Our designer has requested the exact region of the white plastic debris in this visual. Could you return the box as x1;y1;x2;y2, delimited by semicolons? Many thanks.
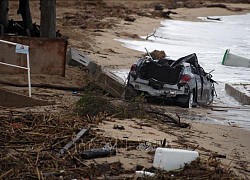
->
136;171;155;177
153;148;199;171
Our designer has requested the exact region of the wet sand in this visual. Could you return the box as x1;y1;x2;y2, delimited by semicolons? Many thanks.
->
2;1;250;178
88;3;250;68
87;4;250;177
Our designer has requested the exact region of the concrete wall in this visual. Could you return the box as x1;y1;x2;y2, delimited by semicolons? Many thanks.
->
0;36;67;76
0;88;54;107
225;83;250;105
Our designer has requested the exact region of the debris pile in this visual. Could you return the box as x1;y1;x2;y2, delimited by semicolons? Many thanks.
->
0;111;132;179
141;158;237;179
0;96;239;179
75;93;147;119
61;1;138;30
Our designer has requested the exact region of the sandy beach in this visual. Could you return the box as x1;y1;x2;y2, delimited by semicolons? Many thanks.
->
1;0;250;178
74;2;250;177
85;3;250;68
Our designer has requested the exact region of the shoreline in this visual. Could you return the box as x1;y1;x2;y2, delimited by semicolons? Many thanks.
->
86;4;250;177
87;4;250;68
172;4;250;21
2;1;250;178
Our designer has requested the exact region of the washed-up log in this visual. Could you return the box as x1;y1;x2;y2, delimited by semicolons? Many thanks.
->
80;148;116;159
206;4;227;9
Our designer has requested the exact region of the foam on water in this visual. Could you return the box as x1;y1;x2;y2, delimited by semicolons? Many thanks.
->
117;14;250;84
114;13;250;129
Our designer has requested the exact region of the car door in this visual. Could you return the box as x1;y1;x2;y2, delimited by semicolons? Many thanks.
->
201;76;211;104
190;65;203;104
198;67;212;104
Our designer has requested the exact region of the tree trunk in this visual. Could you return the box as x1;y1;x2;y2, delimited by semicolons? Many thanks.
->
17;0;33;33
40;0;56;38
0;0;9;31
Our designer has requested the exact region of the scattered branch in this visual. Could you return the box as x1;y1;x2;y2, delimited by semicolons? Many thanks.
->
146;29;157;40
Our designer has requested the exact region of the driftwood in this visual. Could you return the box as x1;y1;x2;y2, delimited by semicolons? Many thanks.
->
145;30;170;41
146;109;190;128
206;4;227;9
0;108;241;179
146;29;157;40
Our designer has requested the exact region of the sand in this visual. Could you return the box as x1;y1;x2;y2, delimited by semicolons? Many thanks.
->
86;3;250;68
1;1;250;178
85;3;250;177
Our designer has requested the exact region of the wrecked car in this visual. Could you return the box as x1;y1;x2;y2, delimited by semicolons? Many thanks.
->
125;53;216;108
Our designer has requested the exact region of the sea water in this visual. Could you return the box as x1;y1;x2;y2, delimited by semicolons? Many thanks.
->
115;13;250;129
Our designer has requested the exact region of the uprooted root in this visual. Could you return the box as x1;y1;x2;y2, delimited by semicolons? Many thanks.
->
75;94;190;128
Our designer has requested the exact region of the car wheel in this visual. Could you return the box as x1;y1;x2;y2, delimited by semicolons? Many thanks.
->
125;84;138;100
181;91;194;108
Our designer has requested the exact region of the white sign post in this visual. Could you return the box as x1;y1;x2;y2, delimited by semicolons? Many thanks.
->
0;40;31;97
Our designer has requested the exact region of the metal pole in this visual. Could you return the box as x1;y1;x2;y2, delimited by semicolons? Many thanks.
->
0;39;18;46
27;52;31;97
0;39;31;97
0;61;28;70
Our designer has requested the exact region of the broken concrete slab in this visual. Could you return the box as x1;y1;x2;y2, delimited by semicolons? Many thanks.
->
66;47;125;97
92;67;125;97
225;83;250;105
0;88;55;108
67;48;97;74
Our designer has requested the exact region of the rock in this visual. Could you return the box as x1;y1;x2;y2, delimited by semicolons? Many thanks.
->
150;50;166;60
124;16;136;22
138;12;153;18
155;3;164;11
